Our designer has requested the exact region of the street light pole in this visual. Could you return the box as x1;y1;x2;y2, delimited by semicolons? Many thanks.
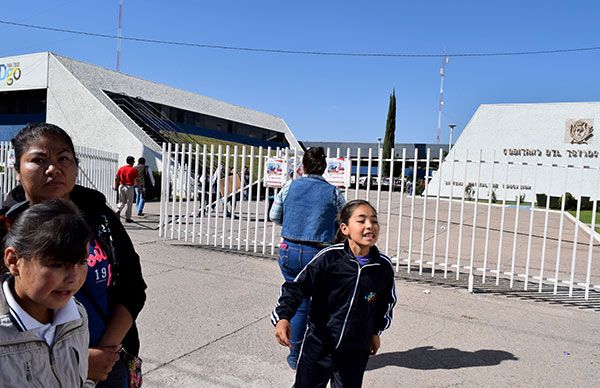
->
448;124;456;152
377;137;382;150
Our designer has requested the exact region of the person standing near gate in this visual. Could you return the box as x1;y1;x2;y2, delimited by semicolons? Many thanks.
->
269;146;345;370
114;156;138;223
133;157;154;217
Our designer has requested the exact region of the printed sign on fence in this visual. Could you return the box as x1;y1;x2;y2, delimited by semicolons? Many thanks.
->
7;150;15;168
288;156;303;178
323;157;351;187
264;158;288;188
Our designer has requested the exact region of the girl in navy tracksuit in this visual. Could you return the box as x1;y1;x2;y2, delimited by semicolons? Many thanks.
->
272;200;397;388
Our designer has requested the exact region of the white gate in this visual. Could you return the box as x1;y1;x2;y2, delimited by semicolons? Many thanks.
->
159;143;600;300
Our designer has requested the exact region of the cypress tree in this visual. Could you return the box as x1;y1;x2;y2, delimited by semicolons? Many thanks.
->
382;89;396;176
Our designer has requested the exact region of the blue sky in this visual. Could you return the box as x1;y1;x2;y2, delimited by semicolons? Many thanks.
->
3;0;600;144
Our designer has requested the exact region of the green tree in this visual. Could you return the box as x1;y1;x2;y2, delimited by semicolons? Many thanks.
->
382;89;396;176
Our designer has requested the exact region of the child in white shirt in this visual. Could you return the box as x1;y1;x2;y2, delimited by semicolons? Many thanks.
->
0;199;94;387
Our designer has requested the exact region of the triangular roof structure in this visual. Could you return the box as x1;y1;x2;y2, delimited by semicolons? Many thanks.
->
0;52;300;168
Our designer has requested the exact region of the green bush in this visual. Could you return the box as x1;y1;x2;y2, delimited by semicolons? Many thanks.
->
536;193;547;207
580;196;593;211
537;193;561;209
549;196;562;209
562;193;577;210
536;193;589;210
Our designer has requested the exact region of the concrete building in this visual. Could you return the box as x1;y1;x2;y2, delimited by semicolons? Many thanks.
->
0;52;300;169
302;141;447;177
427;102;600;201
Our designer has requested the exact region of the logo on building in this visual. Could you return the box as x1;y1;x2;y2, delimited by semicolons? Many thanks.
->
565;119;593;144
0;62;21;86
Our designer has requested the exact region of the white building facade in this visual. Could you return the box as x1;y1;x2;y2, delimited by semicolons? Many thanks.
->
427;102;600;202
0;52;300;170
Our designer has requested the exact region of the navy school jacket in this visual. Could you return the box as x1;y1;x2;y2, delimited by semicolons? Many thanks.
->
271;240;397;351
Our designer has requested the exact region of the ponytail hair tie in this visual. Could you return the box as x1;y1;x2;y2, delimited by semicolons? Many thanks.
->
5;201;30;219
0;215;12;236
0;201;30;237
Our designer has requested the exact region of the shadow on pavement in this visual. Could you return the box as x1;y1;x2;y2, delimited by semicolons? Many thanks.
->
366;346;518;370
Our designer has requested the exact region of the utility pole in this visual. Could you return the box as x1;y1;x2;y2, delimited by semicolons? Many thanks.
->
436;50;449;144
116;0;123;72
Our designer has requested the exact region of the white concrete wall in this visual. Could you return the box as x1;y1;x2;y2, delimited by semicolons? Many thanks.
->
46;55;151;168
428;102;600;201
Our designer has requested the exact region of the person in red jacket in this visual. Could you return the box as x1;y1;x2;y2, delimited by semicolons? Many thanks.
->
114;156;138;223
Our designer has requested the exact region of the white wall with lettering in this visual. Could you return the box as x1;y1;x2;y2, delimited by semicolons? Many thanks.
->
0;52;48;92
427;102;600;201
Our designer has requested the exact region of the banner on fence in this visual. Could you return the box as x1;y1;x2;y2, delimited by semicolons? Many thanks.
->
7;150;15;168
323;157;351;187
264;158;288;188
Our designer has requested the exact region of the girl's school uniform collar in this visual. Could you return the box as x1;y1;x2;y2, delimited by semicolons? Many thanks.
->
2;279;81;345
342;240;381;265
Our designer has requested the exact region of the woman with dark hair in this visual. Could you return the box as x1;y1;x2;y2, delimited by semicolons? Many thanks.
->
269;146;346;369
1;123;147;387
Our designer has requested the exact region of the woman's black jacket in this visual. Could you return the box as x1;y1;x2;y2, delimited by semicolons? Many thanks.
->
1;184;147;355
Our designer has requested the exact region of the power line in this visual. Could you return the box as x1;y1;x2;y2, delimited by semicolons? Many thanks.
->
3;19;600;58
442;111;464;127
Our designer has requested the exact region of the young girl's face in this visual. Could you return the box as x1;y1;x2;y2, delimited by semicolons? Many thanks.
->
340;204;379;256
6;250;87;323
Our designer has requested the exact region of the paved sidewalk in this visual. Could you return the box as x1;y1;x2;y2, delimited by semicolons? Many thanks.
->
124;209;599;387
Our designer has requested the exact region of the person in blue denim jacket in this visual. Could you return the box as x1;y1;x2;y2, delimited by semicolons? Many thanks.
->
269;147;345;369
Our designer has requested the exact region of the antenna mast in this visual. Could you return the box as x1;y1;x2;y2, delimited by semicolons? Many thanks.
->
436;50;449;144
116;0;123;72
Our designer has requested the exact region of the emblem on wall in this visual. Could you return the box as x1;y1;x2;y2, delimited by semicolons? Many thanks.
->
565;119;594;144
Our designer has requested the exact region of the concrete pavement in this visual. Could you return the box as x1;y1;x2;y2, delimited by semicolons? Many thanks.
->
123;208;599;387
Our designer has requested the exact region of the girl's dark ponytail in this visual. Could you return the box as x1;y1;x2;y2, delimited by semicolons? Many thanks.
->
1;200;90;274
0;201;30;273
0;215;12;242
334;227;346;244
0;216;10;273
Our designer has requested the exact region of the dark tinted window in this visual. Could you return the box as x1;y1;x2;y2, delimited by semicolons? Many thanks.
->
0;89;46;114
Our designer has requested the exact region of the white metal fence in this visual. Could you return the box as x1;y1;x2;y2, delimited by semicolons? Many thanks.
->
0;141;118;203
159;143;600;300
0;142;17;204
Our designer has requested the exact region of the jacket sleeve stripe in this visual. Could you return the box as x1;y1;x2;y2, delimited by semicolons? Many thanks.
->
381;284;397;331
270;286;283;326
378;252;397;334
